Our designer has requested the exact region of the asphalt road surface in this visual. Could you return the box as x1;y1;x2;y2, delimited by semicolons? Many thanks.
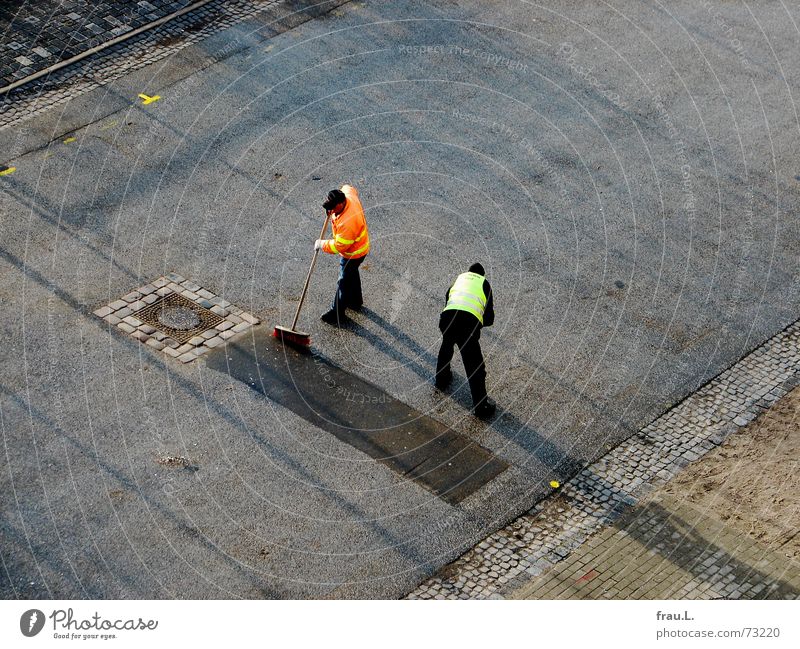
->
1;0;799;598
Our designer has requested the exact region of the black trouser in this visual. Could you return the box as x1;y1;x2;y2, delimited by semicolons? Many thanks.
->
436;311;488;406
332;254;365;315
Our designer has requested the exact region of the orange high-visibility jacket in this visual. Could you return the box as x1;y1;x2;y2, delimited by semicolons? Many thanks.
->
321;185;370;259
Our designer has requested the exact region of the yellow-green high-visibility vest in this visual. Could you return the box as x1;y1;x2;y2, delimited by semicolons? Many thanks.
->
442;271;487;324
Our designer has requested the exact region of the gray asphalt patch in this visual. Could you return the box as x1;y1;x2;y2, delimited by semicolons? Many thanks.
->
206;329;509;505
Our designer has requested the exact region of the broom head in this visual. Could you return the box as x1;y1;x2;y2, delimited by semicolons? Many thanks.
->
273;325;311;347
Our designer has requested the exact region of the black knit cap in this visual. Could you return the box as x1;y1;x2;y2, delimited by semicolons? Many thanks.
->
322;189;346;210
469;262;485;276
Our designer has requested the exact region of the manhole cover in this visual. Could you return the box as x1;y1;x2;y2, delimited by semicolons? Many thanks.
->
134;293;223;343
94;273;260;363
159;305;201;330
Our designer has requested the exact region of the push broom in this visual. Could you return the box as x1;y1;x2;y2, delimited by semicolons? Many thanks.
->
273;212;331;347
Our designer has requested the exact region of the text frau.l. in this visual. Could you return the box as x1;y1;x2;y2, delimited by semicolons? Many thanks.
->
50;609;158;631
656;610;694;621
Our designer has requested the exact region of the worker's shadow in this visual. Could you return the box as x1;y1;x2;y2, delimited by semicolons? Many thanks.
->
346;307;439;385
493;409;584;479
349;309;580;478
433;365;584;481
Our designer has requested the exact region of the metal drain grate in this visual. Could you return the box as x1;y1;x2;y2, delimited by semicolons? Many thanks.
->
134;292;224;344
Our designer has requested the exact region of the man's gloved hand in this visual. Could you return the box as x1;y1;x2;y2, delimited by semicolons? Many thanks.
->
314;239;324;251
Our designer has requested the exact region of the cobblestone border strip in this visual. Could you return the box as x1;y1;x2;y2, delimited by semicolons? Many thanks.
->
0;0;280;129
1;1;214;93
407;319;800;599
93;272;259;362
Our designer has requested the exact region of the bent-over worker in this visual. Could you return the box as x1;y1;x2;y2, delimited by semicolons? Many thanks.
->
435;263;496;418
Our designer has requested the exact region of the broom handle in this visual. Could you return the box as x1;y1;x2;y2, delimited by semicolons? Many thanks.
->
290;212;331;331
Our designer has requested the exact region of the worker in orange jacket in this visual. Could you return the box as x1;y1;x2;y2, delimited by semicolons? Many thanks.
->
315;185;370;325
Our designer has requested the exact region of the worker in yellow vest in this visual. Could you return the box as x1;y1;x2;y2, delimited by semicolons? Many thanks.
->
435;263;496;418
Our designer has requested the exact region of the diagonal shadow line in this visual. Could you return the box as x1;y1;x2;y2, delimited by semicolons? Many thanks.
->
0;382;281;599
344;318;434;386
545;468;800;599
614;497;799;599
0;245;86;312
0;249;455;584
0;504;123;599
1;179;141;283
490;410;584;478
98;85;282;194
358;306;438;366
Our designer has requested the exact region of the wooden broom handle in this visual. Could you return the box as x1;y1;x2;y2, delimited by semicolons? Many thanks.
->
290;212;331;331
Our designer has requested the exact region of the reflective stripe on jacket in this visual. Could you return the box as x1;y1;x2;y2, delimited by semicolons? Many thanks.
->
322;185;370;259
442;272;487;324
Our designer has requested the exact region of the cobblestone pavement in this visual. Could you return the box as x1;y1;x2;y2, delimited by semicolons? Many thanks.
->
408;320;800;600
0;0;294;127
512;490;800;600
0;1;196;88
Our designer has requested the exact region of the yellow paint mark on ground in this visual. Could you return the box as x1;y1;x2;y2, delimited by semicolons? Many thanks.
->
138;93;161;105
0;166;16;176
63;136;76;144
99;120;119;131
263;44;274;52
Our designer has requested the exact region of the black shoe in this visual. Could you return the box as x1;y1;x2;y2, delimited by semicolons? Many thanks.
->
320;309;348;326
434;371;452;390
473;399;496;419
